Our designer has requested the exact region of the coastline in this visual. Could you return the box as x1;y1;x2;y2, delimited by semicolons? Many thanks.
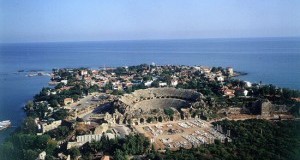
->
0;64;299;160
232;71;248;77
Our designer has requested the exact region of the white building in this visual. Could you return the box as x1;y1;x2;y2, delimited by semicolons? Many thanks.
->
171;80;178;87
81;70;88;76
243;90;249;96
76;133;115;144
227;67;234;76
159;82;167;87
144;80;153;87
60;80;68;85
245;81;252;88
193;66;201;70
36;151;46;160
216;76;224;82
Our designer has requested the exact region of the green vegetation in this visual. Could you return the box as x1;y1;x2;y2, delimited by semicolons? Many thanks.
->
80;134;150;160
69;147;81;159
164;107;175;117
147;117;154;123
46;126;71;141
0;134;57;160
52;109;68;120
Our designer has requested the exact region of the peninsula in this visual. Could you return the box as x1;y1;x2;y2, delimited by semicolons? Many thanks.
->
0;64;299;160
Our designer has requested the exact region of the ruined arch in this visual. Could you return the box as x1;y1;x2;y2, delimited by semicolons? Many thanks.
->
140;118;145;124
158;116;163;122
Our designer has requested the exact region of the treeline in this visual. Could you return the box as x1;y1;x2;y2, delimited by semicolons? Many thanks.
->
0;133;57;160
77;134;150;160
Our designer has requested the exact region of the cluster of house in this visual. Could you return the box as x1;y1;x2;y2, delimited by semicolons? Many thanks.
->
220;83;251;98
33;65;251;136
48;65;254;109
52;65;236;92
30;64;296;160
34;65;249;134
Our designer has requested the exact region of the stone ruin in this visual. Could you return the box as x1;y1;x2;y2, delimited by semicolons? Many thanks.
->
105;88;204;125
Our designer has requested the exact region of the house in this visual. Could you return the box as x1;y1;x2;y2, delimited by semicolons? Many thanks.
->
58;86;72;92
291;97;300;102
244;81;252;87
101;155;111;160
171;79;178;87
36;151;46;160
216;76;224;82
57;153;70;160
92;70;99;75
112;82;123;90
171;76;178;87
222;88;235;98
227;67;234;76
201;67;211;74
80;70;88;76
144;80;153;87
60;80;68;85
64;98;74;105
216;71;223;76
243;90;249;96
132;79;143;85
235;89;249;97
50;91;57;95
159;82;167;87
193;66;201;71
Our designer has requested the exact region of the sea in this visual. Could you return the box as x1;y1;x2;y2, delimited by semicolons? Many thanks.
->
0;37;299;142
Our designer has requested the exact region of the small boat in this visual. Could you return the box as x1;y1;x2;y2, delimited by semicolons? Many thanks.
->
0;120;11;131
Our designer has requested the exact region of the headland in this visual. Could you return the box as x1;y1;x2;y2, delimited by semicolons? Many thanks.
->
1;64;299;160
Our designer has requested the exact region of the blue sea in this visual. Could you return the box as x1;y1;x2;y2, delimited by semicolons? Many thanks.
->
0;37;300;142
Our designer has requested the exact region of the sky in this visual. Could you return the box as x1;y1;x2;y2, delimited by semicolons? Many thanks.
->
0;0;300;43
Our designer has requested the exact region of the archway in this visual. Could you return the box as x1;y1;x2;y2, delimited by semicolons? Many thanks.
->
180;114;185;120
140;118;144;124
158;116;163;122
116;118;120;124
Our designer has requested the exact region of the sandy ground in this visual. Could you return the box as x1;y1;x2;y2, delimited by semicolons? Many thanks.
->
134;119;219;150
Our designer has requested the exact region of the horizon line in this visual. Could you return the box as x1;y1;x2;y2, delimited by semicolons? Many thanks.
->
1;36;300;45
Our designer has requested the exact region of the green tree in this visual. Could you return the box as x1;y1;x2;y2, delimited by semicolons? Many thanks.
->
49;99;59;107
69;147;81;159
114;149;125;160
151;80;160;87
52;109;68;120
164;108;174;117
21;117;37;134
146;117;153;123
55;83;64;89
25;101;34;110
35;103;49;119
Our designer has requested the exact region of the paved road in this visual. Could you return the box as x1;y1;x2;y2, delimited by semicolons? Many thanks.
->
64;92;104;110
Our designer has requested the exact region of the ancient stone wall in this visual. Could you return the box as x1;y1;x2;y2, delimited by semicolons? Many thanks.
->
107;88;204;125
